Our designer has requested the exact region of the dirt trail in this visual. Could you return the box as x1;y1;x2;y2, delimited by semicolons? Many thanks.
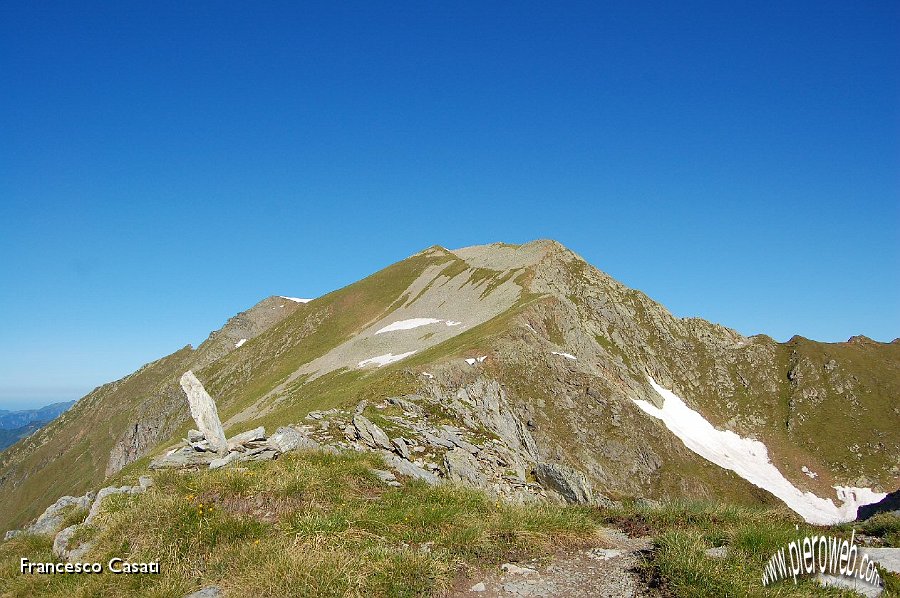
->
449;529;665;598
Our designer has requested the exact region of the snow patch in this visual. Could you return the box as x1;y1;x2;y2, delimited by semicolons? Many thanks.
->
802;466;819;479
357;351;416;368
375;318;465;335
375;318;443;334
234;338;247;349
632;376;886;525
280;296;312;303
551;351;577;361
465;356;487;366
422;372;435;379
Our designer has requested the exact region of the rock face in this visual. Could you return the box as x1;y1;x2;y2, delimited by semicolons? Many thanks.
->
535;463;593;504
351;415;392;450
444;448;487;488
14;493;95;537
268;426;320;453
179;371;228;454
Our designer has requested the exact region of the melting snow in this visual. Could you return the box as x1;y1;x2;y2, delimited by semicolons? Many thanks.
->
465;356;487;366
376;318;443;334
632;376;886;525
280;296;312;303
801;466;819;479
234;338;247;349
375;318;464;334
357;351;416;368
551;351;577;361
422;372;435;379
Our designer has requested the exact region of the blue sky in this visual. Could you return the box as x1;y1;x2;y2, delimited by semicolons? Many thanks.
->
1;1;897;409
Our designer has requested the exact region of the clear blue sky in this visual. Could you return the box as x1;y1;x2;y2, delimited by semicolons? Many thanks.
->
1;1;897;409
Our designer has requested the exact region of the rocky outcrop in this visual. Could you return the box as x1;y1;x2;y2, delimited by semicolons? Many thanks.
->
444;448;487;487
5;492;95;539
535;462;593;504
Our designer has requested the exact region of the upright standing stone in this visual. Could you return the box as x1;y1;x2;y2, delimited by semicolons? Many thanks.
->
180;371;228;454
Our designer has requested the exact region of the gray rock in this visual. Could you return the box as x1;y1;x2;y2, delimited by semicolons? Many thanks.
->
52;524;92;561
184;587;222;598
704;546;728;559
180;371;228;454
237;447;278;462
421;430;455;449
227;426;266;450
371;468;402;487
392;436;411;460
187;429;204;443
534;462;593;504
354;400;368;415
444;448;487;488
4;530;21;541
383;454;440;485
352;415;392;450
268;426;320;453
388;396;424;417
25;493;95;536
85;486;141;525
209;451;242;469
138;476;153;489
150;447;218;469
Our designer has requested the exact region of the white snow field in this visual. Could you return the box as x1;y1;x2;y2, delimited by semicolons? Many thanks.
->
234;338;247;348
551;351;577;361
632;377;886;525
280;296;312;303
375;318;463;334
357;351;417;368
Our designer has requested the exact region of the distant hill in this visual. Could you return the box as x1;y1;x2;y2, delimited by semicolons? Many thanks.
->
0;401;76;450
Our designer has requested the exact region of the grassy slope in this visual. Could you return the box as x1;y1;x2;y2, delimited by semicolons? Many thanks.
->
0;450;600;598
0;348;196;533
3;450;895;597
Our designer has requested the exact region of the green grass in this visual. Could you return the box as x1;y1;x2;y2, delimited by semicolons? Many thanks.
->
600;501;894;597
0;450;599;598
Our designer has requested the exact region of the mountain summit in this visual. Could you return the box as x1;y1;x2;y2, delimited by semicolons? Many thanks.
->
1;240;897;531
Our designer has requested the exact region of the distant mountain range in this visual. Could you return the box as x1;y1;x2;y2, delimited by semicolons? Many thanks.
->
0;401;76;451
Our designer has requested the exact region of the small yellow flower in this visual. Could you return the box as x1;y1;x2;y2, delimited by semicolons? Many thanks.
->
254;539;260;545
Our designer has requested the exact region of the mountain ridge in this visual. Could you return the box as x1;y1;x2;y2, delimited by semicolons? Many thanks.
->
1;239;897;532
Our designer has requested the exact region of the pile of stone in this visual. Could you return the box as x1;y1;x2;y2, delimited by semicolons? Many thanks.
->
150;425;321;470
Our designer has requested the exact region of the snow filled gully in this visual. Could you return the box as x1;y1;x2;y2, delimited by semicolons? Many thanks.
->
632;376;885;525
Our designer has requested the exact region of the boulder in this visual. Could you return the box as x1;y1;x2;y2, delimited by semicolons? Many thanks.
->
352;415;392;450
25;493;95;536
150;447;218;469
534;462;593;504
268;426;320;453
52;524;92;561
391;436;411;460
383;454;439;485
180;371;228;454
227;426;266;450
444;448;487;488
